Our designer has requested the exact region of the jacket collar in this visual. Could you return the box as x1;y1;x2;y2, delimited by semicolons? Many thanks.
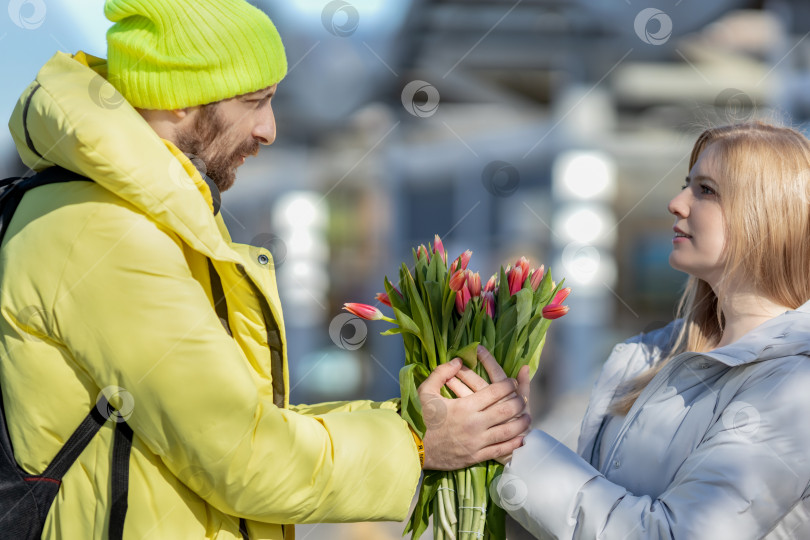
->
694;301;810;367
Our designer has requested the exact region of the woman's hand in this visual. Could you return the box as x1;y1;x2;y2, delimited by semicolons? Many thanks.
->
418;346;531;470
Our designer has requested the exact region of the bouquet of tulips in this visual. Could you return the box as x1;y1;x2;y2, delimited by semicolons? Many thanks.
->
344;235;570;540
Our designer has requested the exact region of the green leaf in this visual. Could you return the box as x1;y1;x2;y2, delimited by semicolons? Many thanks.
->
493;304;517;362
380;327;403;336
391;310;422;338
399;363;429;437
405;470;442;539
449;302;474;350
514;288;533;337
423;281;447;365
482;315;496;352
534;267;554;304
448;341;480;369
401;268;437;369
384;276;409;315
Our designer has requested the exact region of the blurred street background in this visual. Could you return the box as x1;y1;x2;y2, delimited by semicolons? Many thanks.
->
3;0;810;538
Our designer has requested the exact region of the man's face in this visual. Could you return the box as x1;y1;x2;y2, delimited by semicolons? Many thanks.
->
175;85;277;192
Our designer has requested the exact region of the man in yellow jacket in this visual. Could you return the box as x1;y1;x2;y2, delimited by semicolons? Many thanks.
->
0;0;530;538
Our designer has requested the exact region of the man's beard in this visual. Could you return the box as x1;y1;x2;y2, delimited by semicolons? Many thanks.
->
174;103;259;192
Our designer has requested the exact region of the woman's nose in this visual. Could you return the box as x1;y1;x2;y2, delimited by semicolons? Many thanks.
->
668;189;689;218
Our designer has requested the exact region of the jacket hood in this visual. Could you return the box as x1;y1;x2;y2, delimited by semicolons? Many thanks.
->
7;51;237;263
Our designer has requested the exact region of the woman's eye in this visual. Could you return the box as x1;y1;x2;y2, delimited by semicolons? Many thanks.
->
700;185;716;195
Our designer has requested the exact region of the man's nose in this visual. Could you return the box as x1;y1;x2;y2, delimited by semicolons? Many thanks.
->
253;106;276;145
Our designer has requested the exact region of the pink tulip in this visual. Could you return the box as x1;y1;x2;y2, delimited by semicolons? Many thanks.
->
542;287;571;320
484;275;497;293
344;303;384;320
482;291;495;318
449;259;459;274
542;304;569;319
433;234;447;263
375;292;392;307
468;271;482;297
455;283;472;314
459;250;472;270
530;265;545;291
515;256;530;277
551;287;571;305
449;270;467;292
508;266;524;295
417;244;430;263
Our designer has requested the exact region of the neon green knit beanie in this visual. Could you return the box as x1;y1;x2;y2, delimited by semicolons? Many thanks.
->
105;0;287;110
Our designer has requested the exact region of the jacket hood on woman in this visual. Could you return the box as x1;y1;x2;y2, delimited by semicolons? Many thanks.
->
499;302;810;539
2;51;420;538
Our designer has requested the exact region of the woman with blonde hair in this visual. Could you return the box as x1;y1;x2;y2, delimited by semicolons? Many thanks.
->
492;122;810;538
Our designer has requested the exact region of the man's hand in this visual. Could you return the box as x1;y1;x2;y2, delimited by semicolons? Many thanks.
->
418;347;531;471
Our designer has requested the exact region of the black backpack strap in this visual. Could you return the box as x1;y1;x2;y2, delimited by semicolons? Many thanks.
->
0;167;91;248
0;167;130;536
108;421;133;540
39;398;109;481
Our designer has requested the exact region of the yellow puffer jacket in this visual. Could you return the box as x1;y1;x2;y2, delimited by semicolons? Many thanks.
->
1;51;420;539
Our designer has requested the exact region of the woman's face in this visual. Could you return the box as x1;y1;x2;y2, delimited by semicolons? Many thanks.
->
667;144;727;286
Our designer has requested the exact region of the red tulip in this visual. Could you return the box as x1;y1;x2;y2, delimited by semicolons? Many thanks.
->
468;271;482;297
455;283;472;314
449;270;467;292
542;304;569;319
530;265;545;291
433;234;447;263
551;287;571;305
375;292;392;307
515;256;530;277
482;291;495;318
508;266;524;295
484;275;497;293
459;250;472;270
542;287;571;319
417;244;430;263
344;303;384;320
